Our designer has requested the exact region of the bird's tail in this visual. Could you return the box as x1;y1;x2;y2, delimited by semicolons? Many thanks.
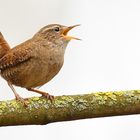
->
0;32;11;59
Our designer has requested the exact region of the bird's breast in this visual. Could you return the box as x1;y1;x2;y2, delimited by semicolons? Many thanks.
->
24;48;65;88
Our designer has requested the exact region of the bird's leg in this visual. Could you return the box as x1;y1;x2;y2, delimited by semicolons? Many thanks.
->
27;88;54;101
8;82;27;106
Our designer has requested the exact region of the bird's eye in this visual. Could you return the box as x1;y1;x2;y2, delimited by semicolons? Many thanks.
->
54;27;60;32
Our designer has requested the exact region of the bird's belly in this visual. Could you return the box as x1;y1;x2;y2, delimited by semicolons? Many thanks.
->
1;59;63;88
24;62;62;88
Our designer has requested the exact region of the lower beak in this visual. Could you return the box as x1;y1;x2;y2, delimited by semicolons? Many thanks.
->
62;24;81;40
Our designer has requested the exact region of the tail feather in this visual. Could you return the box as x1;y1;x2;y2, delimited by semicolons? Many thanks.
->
0;32;10;59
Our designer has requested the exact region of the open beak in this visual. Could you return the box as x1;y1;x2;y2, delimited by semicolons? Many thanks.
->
62;24;81;40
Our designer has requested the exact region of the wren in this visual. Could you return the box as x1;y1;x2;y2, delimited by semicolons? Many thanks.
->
0;24;80;105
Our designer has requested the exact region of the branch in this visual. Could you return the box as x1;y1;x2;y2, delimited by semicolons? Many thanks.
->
0;90;140;126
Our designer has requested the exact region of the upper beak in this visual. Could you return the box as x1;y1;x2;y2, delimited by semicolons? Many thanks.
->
62;24;81;40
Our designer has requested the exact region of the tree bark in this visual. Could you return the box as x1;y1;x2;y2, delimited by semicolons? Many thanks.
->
0;90;140;126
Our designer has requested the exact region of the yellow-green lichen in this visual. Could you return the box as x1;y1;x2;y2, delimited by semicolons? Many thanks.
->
32;97;40;101
91;92;119;106
0;102;7;109
113;91;125;96
72;98;88;111
10;100;19;106
94;92;103;97
0;102;8;115
107;94;117;101
91;94;106;105
103;95;108;101
132;96;140;104
107;101;116;106
125;98;133;103
54;99;69;108
61;96;75;102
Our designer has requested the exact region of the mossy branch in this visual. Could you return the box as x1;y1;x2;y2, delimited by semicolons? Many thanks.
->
0;90;140;126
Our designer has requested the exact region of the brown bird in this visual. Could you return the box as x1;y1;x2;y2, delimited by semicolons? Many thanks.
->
0;24;80;105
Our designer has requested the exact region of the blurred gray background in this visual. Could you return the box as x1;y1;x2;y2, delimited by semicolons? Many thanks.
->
0;0;140;140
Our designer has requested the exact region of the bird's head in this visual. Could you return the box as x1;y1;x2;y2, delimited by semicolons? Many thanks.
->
33;24;80;46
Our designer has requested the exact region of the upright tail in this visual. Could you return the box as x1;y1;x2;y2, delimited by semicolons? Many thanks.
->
0;32;10;59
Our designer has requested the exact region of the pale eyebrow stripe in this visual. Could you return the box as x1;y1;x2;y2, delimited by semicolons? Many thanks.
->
42;25;59;33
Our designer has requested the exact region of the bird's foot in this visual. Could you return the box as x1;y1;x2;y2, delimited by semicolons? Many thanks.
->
15;94;28;107
27;88;54;102
41;93;54;101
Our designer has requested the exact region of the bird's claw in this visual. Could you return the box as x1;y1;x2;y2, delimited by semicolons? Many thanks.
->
41;93;54;102
15;94;28;107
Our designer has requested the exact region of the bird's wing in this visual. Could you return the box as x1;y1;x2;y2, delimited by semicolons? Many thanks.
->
0;43;33;70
